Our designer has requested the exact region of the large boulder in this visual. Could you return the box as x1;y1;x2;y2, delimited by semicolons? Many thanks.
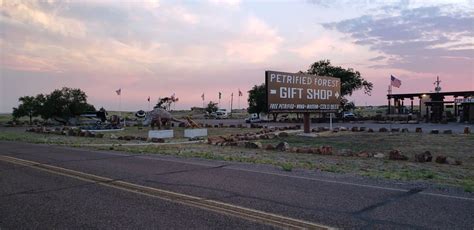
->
414;151;432;163
389;150;408;161
275;142;290;151
415;127;423;133
430;129;439;134
379;127;388;132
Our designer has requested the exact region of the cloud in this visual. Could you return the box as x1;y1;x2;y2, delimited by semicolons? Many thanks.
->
1;1;86;38
225;16;283;63
323;6;474;75
208;0;241;7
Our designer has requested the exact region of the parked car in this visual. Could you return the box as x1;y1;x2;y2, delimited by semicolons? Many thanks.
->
245;113;261;123
342;112;356;120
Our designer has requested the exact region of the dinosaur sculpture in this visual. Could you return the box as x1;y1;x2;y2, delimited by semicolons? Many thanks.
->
142;108;184;130
185;116;201;128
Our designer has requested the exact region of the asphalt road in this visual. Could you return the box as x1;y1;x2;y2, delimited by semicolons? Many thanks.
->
1;141;473;229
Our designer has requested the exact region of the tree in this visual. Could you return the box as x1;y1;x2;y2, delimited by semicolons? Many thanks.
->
205;101;218;114
154;96;179;111
247;84;267;117
39;87;95;124
12;96;41;124
306;60;373;96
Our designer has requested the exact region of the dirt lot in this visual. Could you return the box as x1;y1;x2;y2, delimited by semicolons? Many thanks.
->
0;126;472;192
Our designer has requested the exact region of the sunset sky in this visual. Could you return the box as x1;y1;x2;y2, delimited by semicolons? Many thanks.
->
1;0;473;112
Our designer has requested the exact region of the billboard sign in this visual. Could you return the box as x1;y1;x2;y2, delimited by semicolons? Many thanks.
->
266;70;341;112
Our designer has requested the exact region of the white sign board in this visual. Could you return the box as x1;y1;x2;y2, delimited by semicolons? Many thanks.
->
148;130;174;139
184;129;208;138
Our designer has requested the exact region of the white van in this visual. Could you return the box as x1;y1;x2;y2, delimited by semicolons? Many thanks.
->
215;109;228;119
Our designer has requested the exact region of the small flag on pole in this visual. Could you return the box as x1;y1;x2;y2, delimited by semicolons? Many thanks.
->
115;88;121;95
391;75;401;88
201;93;205;101
219;92;222;99
147;96;150;102
238;89;243;97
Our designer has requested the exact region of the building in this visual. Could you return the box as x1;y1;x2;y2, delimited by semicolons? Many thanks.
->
387;91;474;123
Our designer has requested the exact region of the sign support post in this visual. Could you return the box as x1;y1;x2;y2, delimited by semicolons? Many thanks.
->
329;113;333;131
303;113;310;133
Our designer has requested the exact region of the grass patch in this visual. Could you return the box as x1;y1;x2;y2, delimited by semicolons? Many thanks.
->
461;179;474;193
364;168;437;181
281;162;293;172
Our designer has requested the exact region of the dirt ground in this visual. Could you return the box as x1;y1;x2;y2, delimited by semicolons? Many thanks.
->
0;126;472;191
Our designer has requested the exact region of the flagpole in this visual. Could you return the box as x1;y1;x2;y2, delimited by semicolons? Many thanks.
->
231;93;233;115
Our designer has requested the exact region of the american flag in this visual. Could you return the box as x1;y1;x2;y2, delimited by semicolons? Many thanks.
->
115;88;121;95
391;75;401;88
201;93;205;101
238;89;243;96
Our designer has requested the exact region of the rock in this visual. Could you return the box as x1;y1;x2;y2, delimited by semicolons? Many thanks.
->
296;148;310;154
189;136;204;141
373;153;385;158
367;128;374;133
414;151;432;163
267;134;276;139
320;146;333;155
379;127;388;132
357;151;371;158
464;127;471;134
402;128;409;133
443;130;452;134
415;127;423;133
244;141;262;149
339;127;348;131
207;136;225;145
446;157;462;165
435;155;447;164
351;127;359;132
264;144;275;150
430;129;439;134
275;142;290;151
278;132;289;137
389;150;408;161
150;138;165;143
391;128;400;132
359;127;366;132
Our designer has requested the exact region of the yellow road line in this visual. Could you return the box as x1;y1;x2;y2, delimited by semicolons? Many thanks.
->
0;155;334;230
